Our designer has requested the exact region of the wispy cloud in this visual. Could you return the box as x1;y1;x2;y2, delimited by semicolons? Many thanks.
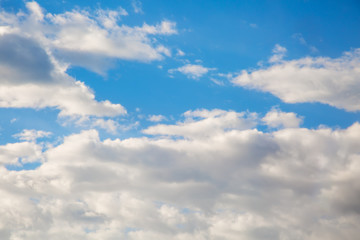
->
148;114;167;122
169;64;216;79
132;0;143;14
292;33;319;53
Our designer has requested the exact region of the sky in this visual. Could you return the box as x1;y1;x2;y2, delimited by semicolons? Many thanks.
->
0;0;360;239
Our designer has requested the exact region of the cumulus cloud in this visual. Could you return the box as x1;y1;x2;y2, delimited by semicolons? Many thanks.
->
0;1;176;73
169;64;215;79
0;2;137;118
90;119;121;134
0;34;126;117
0;109;360;239
233;46;360;112
0;141;43;165
262;108;303;128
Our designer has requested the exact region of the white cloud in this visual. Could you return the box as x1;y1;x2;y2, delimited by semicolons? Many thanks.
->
0;141;43;165
148;114;167;122
26;1;44;22
13;129;52;142
144;109;257;138
262;108;303;128
0;14;127;117
95;8;128;29
169;64;215;79
268;44;287;63
233;47;360;111
90;119;120;134
0;110;360;239
176;49;185;56
156;45;171;57
0;35;126;117
0;2;177;74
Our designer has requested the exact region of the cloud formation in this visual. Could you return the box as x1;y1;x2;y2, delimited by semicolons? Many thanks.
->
169;64;215;79
144;109;257;138
262;107;303;128
1;109;359;239
0;1;176;73
13;129;52;142
0;1;177;118
148;114;167;122
233;47;360;111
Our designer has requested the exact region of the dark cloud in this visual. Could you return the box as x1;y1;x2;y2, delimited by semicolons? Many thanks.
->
0;34;53;84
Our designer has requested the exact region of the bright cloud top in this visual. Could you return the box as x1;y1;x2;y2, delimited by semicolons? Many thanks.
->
233;46;360;111
262;107;303;128
1;1;177;73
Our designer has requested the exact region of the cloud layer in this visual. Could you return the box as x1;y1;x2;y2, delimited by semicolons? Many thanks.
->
0;2;359;240
1;109;360;239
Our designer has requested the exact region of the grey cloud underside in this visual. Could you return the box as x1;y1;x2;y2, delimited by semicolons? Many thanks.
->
0;33;125;117
0;1;177;117
1;117;360;239
0;34;53;84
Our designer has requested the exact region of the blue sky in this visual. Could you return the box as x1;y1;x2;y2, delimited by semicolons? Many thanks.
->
0;0;359;142
0;1;360;239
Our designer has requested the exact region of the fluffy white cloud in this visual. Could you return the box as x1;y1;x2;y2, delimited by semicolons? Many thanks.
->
90;119;121;134
262;108;303;128
0;1;181;118
0;1;176;73
233;47;360;111
169;64;215;79
0;109;360;239
0;141;43;165
0;2;134;118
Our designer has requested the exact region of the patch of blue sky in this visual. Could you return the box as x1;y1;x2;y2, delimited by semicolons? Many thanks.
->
5;161;42;171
